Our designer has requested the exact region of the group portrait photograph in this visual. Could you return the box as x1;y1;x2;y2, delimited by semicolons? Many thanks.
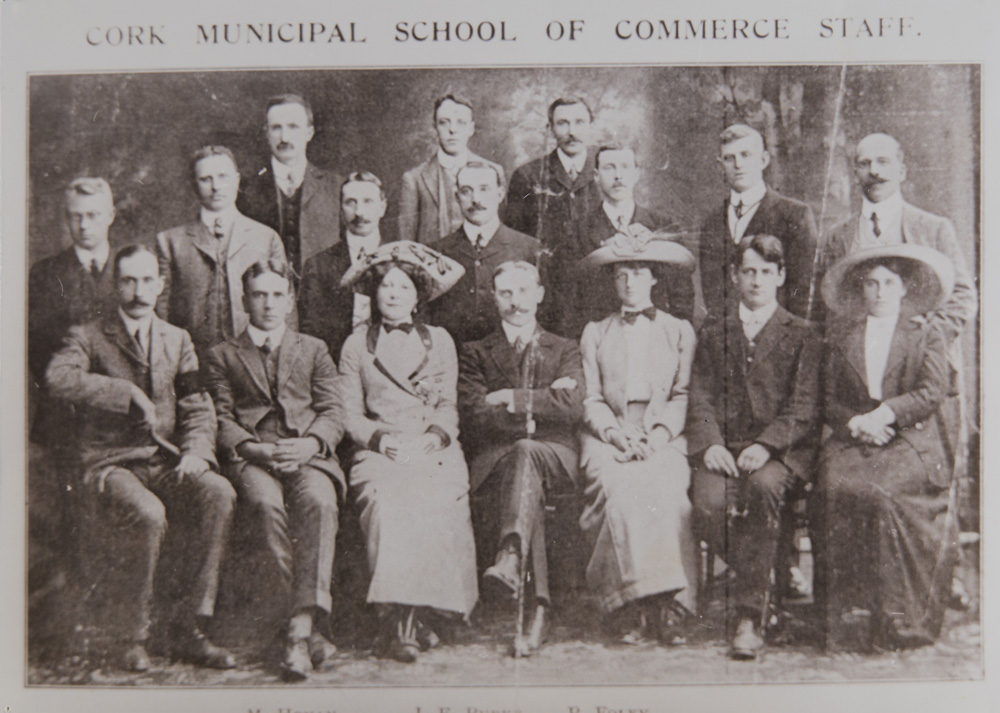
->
20;62;982;688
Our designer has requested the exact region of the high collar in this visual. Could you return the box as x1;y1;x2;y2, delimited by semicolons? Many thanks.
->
500;319;538;345
271;155;307;190
738;299;779;326
729;181;767;207
556;147;587;176
73;241;110;271
603;200;636;229
118;307;153;338
246;322;286;348
200;205;238;232
463;218;500;246
437;147;469;171
861;190;903;219
345;229;382;262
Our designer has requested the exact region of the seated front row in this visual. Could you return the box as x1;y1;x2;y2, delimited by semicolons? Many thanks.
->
44;236;960;673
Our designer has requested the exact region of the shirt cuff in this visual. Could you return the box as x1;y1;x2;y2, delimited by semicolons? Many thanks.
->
368;429;389;453
425;425;451;449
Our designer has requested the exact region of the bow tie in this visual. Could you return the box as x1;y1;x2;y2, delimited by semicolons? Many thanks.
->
384;322;414;334
621;307;656;324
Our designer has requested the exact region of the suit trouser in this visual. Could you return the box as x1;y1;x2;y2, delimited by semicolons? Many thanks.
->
492;439;573;604
235;463;340;614
690;457;798;616
90;461;236;642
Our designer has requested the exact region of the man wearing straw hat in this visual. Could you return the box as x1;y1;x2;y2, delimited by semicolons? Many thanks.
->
457;260;585;657
687;234;822;660
45;245;236;673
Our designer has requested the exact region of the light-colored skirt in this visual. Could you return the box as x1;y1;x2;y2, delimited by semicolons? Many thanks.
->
349;444;478;618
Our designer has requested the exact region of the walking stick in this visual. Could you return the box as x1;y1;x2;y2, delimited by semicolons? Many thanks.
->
513;336;540;658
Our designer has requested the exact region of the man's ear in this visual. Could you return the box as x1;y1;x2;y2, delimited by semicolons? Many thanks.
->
730;264;739;284
777;267;786;287
761;149;771;172
305;124;315;143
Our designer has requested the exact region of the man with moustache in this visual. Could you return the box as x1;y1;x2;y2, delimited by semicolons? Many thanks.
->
399;94;505;245
822;132;976;342
206;260;343;681
430;162;542;344
687;235;821;660
46;245;236;672
561;146;694;338
457;261;585;656
238;94;342;274
300;171;395;361
157;145;287;362
699;124;818;321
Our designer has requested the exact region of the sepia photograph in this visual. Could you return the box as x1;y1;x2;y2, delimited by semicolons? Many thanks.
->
2;2;996;711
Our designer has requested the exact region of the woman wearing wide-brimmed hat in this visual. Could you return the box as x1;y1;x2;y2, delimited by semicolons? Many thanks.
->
576;232;701;644
338;241;478;662
815;243;958;651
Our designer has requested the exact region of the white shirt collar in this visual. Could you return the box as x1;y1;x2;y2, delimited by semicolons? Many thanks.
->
861;190;903;219
729;181;767;208
501;319;537;346
118;308;153;339
603;200;636;229
556;147;587;176
247;323;286;349
74;241;111;271
464;218;500;246
200;205;238;232
437;147;469;172
739;299;779;326
345;229;381;263
271;155;307;190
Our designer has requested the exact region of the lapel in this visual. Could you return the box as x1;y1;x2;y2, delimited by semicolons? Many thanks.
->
744;186;773;236
227;213;252;261
548;150;575;191
188;221;220;263
899;201;921;245
147;317;170;398
478;224;509;261
487;330;521;387
103;313;147;367
233;330;272;398
600;317;629;406
881;321;914;396
747;305;790;373
841;318;869;389
367;323;424;397
275;329;302;394
419;156;441;207
300;162;321;209
723;309;749;378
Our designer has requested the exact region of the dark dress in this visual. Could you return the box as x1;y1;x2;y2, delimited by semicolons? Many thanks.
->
814;316;958;649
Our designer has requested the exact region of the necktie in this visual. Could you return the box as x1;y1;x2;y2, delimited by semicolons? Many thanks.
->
260;336;274;355
733;201;745;219
384;322;414;334
90;259;101;280
871;212;882;238
213;218;226;239
568;166;579;181
475;233;488;250
134;328;147;358
513;335;527;355
622;307;656;324
616;215;630;234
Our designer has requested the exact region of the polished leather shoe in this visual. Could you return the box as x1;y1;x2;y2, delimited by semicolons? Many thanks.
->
282;638;311;681
483;549;521;601
307;631;337;668
415;619;441;651
513;603;548;657
121;642;152;672
730;618;764;660
387;634;420;663
881;618;935;650
172;628;236;669
620;609;653;645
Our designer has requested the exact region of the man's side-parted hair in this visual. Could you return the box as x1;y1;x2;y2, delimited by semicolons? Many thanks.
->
113;244;161;280
341;170;386;201
594;145;635;168
189;145;239;190
241;258;297;293
456;160;505;190
547;96;593;125
65;177;114;207
433;94;474;120
730;234;785;272
719;123;767;151
265;93;314;126
492;260;541;289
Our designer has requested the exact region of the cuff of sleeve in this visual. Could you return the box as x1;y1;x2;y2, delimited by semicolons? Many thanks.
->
873;402;897;425
426;424;451;449
368;430;389;453
307;433;330;458
651;423;672;440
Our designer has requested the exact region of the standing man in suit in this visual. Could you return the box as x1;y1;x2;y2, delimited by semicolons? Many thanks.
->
562;146;695;338
822;132;977;345
430;162;543;343
457;261;585;656
156;145;288;361
205;260;343;681
398;94;505;245
300;170;393;361
45;245;236;672
237;94;342;274
699;124;818;321
687;235;822;660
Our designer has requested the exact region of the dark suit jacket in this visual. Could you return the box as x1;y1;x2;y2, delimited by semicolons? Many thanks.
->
155;212;287;360
458;327;585;492
699;187;818;321
429;224;543;344
822;316;950;487
686;304;822;480
398;152;505;245
237;161;343;269
45;313;217;484
822;200;977;345
298;233;394;363
204;328;345;492
560;203;695;338
502;149;603;253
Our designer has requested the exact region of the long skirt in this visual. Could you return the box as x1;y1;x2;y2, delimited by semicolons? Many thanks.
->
349;444;478;618
814;436;958;647
579;423;698;613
